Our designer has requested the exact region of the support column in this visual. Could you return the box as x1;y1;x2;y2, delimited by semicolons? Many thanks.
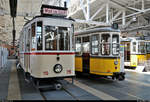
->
106;2;109;24
122;11;126;26
87;0;90;21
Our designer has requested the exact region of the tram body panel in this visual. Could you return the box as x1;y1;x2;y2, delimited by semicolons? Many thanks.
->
75;56;83;72
90;57;120;76
130;54;146;67
147;54;150;60
24;54;75;78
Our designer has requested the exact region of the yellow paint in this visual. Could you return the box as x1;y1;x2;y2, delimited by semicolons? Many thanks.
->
90;58;120;76
75;56;82;72
130;55;137;67
131;54;146;67
146;54;150;60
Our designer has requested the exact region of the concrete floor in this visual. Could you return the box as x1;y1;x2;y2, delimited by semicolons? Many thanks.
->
0;59;150;100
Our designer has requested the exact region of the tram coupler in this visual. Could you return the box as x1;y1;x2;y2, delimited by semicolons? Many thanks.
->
113;72;125;81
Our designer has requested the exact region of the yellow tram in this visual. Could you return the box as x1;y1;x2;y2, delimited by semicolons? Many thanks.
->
145;40;150;60
74;26;125;80
121;37;147;68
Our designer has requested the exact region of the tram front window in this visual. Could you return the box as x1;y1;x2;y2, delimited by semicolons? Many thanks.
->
101;34;110;55
138;42;146;54
112;35;119;55
75;37;81;55
58;27;70;50
45;26;57;50
91;35;99;55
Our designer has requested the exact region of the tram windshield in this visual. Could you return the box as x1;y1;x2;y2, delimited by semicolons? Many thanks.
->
138;42;146;54
112;34;119;55
44;26;71;51
45;26;57;50
101;34;110;55
83;36;90;53
146;42;150;53
91;35;99;55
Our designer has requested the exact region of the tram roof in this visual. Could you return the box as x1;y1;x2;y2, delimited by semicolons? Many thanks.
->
75;27;120;36
24;15;74;27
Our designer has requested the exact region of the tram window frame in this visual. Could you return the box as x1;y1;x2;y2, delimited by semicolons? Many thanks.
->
91;34;99;55
132;42;137;53
58;27;70;51
27;28;31;51
112;34;120;55
75;37;82;55
31;23;36;51
146;42;150;53
82;36;90;53
44;26;57;50
138;42;146;54
101;33;111;55
36;21;43;50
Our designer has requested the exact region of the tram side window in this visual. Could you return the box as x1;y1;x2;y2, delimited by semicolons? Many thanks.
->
91;35;99;55
27;29;31;51
132;42;136;53
31;23;36;51
112;35;119;55
75;37;82;55
138;42;146;54
83;36;90;53
101;34;110;55
58;27;70;50
45;26;57;50
36;21;43;50
146;42;150;53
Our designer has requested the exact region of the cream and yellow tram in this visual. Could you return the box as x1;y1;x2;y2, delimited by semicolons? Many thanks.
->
121;37;146;68
18;5;75;88
145;40;150;60
75;26;125;80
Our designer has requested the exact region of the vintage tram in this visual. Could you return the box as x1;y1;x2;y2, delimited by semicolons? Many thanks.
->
18;5;75;89
74;26;125;81
121;37;147;68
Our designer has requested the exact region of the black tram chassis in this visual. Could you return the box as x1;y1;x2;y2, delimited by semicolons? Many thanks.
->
113;72;125;81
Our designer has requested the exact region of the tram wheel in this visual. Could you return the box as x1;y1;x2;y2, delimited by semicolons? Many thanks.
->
54;83;62;90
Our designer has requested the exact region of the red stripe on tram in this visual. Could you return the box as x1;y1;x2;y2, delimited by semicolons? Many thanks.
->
24;52;75;55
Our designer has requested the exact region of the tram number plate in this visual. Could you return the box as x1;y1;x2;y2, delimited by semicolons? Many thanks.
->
67;70;71;74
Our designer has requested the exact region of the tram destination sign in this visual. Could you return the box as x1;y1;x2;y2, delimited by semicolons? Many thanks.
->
41;5;68;17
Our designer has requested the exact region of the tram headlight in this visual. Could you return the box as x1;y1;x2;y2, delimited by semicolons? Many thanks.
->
114;61;118;65
54;64;63;73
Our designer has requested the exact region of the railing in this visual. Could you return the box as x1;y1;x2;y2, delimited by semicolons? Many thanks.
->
0;46;8;68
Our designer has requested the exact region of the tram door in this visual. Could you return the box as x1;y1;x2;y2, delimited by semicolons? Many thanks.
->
122;42;130;62
82;36;90;73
